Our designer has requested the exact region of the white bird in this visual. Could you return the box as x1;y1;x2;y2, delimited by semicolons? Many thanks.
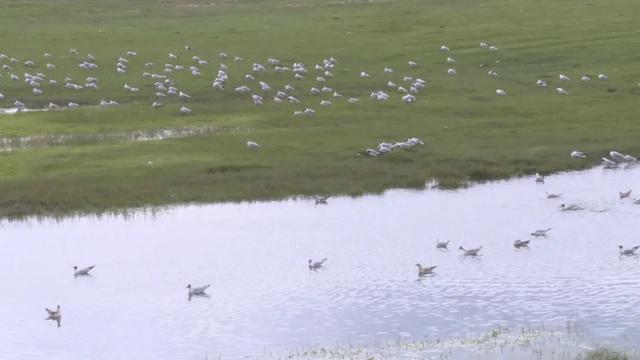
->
287;96;300;103
384;66;393;73
416;264;437;277
489;46;499;51
366;148;381;157
73;265;95;276
495;89;507;96
303;108;315;115
535;173;545;183
246;140;260;149
14;100;25;109
609;151;626;162
556;87;569;95
387;81;397;88
598;74;608;81
513;240;530;249
536;79;548;87
123;83;139;92
560;203;584;211
252;94;263;105
402;94;416;103
180;106;191;114
152;101;163;109
347;97;359;103
68;102;79;109
45;305;61;327
488;70;498;77
48;102;59;109
459;246;482;256
559;74;570;81
581;75;591;81
531;228;552;237
320;100;331;106
619;245;640;256
546;192;562;199
360;71;370;78
408;61;418;67
570;151;587;159
446;57;456;64
480;42;489;48
0;93;4;100
186;284;210;297
602;157;617;167
179;91;191;98
308;258;328;270
32;88;43;95
168;53;178;59
447;68;457;75
436;240;449;249
440;45;450;52
619;190;632;199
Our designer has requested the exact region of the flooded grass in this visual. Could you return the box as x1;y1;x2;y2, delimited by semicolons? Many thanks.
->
0;125;223;151
236;326;639;360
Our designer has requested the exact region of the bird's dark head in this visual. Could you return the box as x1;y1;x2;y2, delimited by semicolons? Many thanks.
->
415;264;420;267
308;259;312;263
618;245;623;249
186;284;191;289
458;246;464;250
73;266;77;270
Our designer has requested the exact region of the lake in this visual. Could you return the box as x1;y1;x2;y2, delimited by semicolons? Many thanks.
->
1;166;639;359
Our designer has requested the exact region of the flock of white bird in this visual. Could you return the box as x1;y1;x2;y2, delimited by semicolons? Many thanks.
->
2;41;636;121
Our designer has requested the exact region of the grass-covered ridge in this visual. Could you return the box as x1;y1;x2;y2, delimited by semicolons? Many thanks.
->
0;0;639;218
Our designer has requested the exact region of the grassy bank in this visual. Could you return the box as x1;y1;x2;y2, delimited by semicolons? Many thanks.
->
1;0;639;218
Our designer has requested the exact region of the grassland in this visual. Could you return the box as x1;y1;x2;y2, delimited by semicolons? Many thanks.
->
1;0;639;218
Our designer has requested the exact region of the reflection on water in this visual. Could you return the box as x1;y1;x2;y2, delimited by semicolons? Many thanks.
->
0;125;222;152
1;166;640;359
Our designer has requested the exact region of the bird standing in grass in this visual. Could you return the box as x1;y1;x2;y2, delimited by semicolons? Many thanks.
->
246;140;260;149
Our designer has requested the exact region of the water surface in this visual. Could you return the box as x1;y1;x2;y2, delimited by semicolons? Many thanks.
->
1;166;639;359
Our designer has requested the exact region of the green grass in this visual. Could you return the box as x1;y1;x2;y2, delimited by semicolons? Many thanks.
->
1;0;639;218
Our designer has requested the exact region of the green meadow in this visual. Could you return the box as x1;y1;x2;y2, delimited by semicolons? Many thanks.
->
0;0;639;218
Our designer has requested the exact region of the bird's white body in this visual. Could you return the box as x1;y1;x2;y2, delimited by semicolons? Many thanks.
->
570;151;587;159
246;140;260;149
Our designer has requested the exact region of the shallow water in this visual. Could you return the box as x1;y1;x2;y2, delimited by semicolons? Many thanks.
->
1;166;640;359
